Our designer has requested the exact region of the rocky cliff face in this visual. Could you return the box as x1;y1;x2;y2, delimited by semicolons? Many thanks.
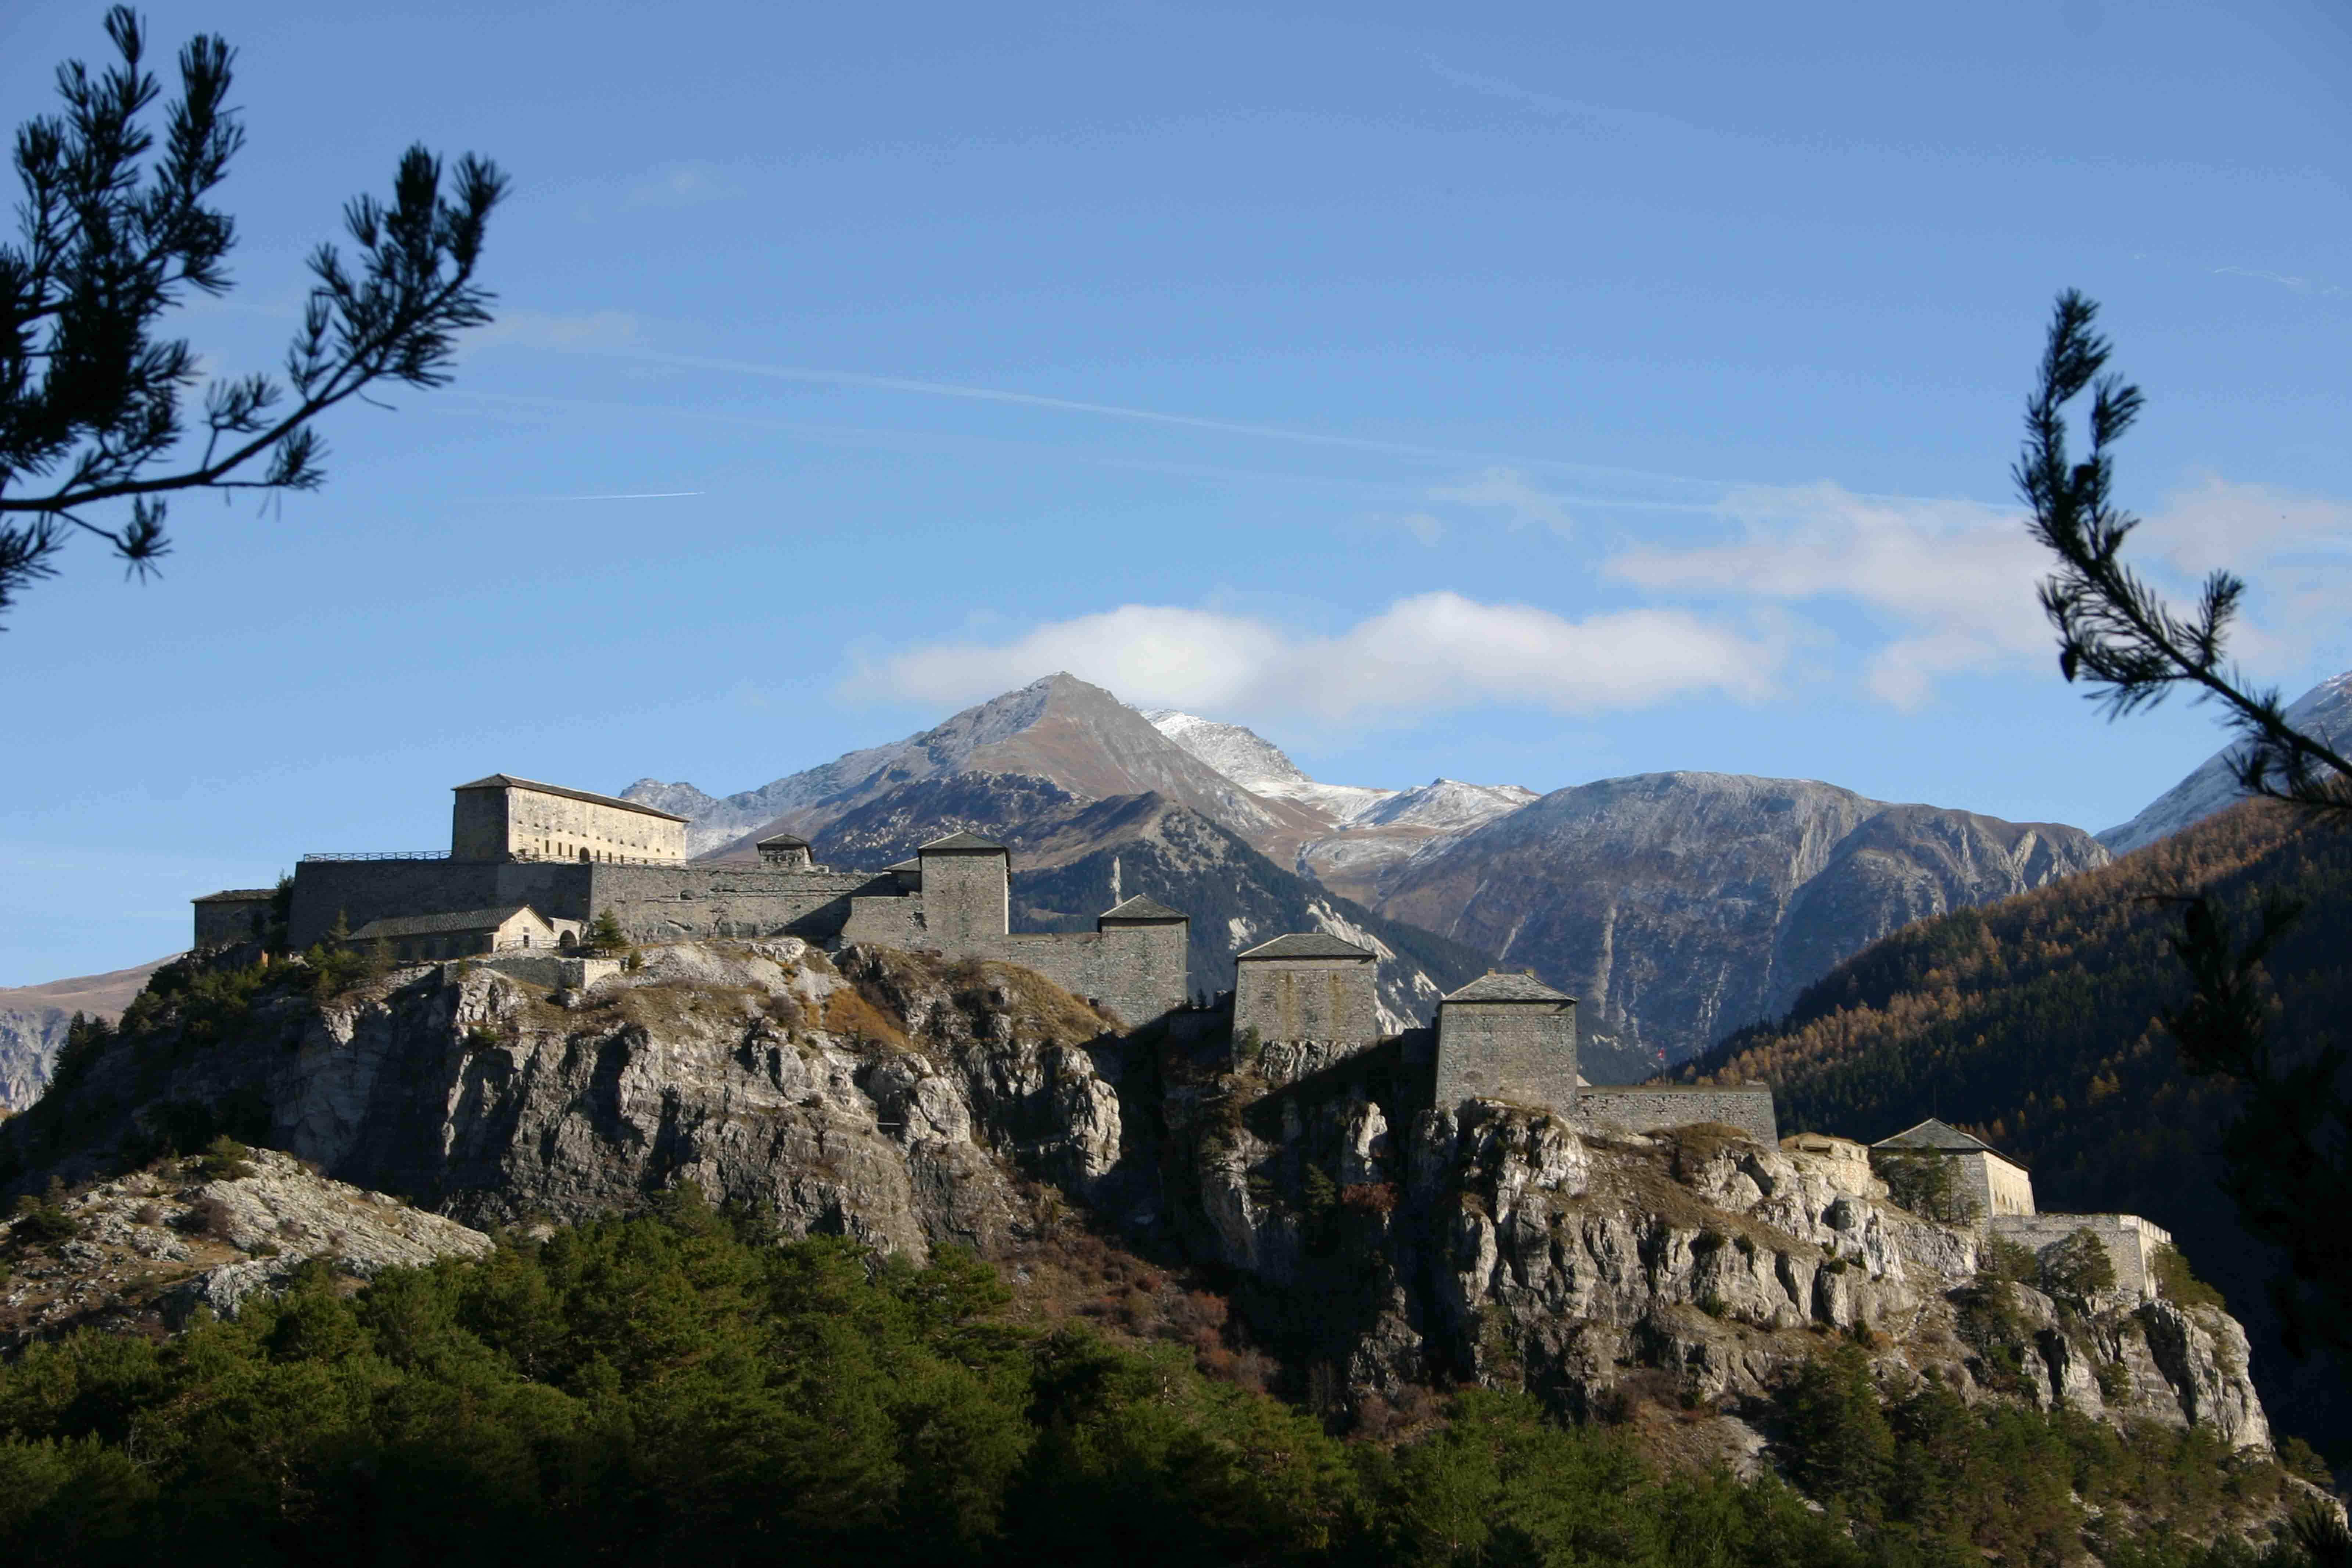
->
1;943;2272;1461
1377;773;2111;1061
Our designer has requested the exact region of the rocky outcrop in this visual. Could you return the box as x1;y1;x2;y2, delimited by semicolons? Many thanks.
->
1;941;2273;1460
1;1145;490;1346
2;943;1139;1267
1377;773;2110;1061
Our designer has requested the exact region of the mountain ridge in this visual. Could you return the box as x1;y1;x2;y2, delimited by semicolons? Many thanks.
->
2097;669;2352;855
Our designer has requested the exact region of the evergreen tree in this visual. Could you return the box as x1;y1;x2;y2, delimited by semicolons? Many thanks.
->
0;8;506;625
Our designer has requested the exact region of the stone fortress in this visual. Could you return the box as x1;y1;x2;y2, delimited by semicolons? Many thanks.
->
194;771;2172;1296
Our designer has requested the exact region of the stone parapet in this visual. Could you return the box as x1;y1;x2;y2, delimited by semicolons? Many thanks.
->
1988;1212;2173;1303
1571;1084;1778;1145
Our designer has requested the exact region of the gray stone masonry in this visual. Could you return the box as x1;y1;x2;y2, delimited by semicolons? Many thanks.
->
916;835;1010;950
1434;972;1580;1111
1988;1212;2174;1304
1573;1084;1778;1145
193;889;276;948
1234;933;1378;1079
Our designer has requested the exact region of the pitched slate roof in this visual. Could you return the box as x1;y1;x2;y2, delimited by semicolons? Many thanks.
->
193;888;276;903
1441;972;1573;1004
1100;895;1187;923
918;830;1008;853
885;858;922;873
756;832;811;847
1872;1118;2007;1156
452;774;688;822
347;906;549;941
1235;932;1373;961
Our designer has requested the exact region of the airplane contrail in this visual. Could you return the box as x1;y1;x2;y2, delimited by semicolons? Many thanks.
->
456;490;705;502
589;348;1727;496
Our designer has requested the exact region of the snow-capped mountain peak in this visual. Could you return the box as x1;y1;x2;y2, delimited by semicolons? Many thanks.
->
1136;710;1312;789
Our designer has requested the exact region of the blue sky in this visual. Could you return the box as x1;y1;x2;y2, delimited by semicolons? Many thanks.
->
5;0;2350;983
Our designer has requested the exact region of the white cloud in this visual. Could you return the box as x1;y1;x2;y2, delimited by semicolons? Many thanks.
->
624;166;745;209
841;593;1781;721
1605;475;2352;708
1609;482;2047;708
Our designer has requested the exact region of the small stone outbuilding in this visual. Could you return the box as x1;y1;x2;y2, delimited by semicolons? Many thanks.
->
756;833;815;869
346;905;581;965
192;888;277;949
1872;1118;2035;1220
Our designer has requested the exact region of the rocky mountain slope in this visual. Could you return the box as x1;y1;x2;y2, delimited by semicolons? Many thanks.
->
2098;668;2352;854
0;957;172;1111
0;941;2287;1483
1377;772;2110;1063
628;674;1321;859
1685;797;2352;1462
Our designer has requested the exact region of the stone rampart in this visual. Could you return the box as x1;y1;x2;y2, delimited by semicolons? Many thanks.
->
287;860;892;951
584;865;886;943
1572;1084;1778;1145
1987;1212;2173;1303
984;921;1186;1029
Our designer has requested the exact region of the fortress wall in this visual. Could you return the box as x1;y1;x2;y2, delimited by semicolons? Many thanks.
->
1572;1084;1778;1145
291;861;889;950
1234;957;1377;1048
986;923;1186;1029
838;895;928;948
585;865;884;943
1435;999;1579;1111
288;861;578;948
1987;1213;2172;1303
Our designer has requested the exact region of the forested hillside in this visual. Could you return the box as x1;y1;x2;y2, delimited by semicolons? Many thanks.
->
1687;801;2352;1460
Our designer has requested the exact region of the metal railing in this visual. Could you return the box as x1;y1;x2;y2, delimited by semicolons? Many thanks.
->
505;850;685;866
300;851;450;862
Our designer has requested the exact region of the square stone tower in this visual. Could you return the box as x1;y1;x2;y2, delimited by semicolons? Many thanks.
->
1234;933;1378;1049
915;831;1010;949
1434;972;1578;1111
